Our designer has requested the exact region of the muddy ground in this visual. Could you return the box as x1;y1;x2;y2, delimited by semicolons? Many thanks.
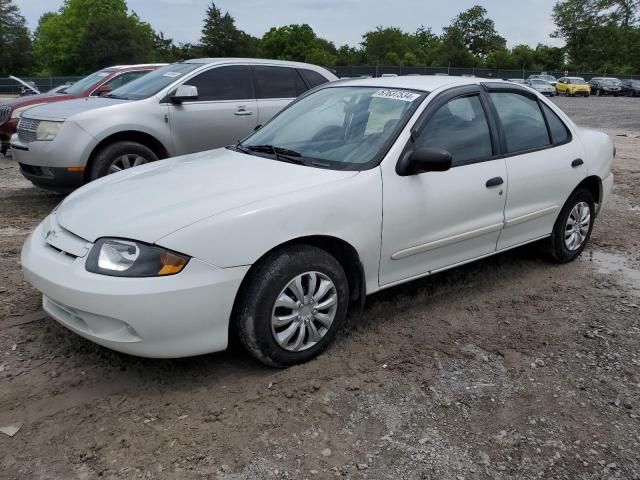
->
1;96;639;480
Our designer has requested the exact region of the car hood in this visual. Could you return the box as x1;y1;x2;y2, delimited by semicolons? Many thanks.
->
22;97;129;121
0;92;80;111
56;148;358;244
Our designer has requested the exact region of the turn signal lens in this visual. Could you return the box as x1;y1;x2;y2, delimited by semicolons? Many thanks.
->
158;252;189;276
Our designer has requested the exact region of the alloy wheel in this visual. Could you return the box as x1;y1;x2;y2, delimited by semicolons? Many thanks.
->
108;154;148;174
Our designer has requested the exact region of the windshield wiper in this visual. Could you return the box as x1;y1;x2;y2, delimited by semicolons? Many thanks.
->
245;145;308;165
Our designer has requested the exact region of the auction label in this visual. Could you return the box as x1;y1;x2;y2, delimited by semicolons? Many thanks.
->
372;89;421;102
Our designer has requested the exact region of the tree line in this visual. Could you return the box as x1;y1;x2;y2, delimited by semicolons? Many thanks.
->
0;0;639;77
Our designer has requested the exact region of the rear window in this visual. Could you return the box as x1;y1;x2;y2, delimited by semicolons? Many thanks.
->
541;103;570;145
490;92;550;153
253;66;307;99
300;69;329;88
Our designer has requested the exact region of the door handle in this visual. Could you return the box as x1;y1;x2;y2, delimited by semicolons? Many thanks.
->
571;158;584;168
485;177;504;188
234;107;253;116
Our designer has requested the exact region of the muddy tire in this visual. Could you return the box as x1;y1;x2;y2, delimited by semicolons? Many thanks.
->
234;245;349;367
542;187;595;263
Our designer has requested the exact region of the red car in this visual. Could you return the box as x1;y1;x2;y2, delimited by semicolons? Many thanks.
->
0;64;165;155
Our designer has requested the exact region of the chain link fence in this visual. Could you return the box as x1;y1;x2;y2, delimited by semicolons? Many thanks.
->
2;67;638;95
0;76;83;95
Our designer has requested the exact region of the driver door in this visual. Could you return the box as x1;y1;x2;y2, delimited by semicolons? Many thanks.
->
168;65;258;155
379;86;507;286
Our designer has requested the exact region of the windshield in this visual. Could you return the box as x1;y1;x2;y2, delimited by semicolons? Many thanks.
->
531;80;549;85
602;79;621;85
107;63;202;100
65;70;111;94
540;75;555;82
239;86;425;170
570;79;587;85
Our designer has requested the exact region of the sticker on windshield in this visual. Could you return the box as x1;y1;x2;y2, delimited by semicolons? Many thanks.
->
372;89;420;102
163;72;183;78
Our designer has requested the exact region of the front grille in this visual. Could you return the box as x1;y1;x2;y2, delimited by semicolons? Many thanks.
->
17;117;40;143
0;105;10;125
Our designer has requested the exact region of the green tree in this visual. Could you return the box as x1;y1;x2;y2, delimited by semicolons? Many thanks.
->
446;5;506;58
433;26;478;67
199;2;259;57
260;24;336;64
0;0;33;76
33;0;157;75
361;27;414;64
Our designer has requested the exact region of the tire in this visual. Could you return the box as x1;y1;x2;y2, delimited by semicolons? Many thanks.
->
234;245;349;367
89;141;158;181
596;89;601;96
542;187;595;263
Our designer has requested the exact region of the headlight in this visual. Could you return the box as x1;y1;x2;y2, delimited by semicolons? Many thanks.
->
35;121;62;141
86;238;190;277
11;103;47;119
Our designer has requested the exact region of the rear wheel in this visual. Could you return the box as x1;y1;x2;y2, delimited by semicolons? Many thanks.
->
234;245;349;367
542;188;595;263
89;141;158;181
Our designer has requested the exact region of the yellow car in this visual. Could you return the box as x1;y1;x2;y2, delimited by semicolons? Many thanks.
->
556;77;591;97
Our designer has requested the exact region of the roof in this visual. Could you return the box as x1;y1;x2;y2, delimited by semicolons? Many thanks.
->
326;75;493;93
183;58;335;71
106;64;168;70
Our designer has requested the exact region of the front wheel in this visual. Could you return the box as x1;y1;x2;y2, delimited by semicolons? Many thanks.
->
543;188;595;263
89;141;158;181
234;245;349;367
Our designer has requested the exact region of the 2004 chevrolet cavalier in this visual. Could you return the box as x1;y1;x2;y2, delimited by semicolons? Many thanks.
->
22;77;614;367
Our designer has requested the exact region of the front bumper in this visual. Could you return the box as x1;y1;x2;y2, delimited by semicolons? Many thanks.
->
21;217;250;358
18;163;84;192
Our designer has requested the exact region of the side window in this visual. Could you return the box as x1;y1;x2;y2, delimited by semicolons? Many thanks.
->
183;65;253;101
489;92;550;153
541;103;570;144
253;66;307;99
103;71;148;91
414;95;493;165
300;69;330;89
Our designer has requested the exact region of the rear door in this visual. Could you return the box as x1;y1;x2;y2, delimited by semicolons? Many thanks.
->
252;65;309;127
482;84;587;250
168;65;257;154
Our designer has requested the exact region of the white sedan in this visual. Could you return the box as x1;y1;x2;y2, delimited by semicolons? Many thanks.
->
22;76;614;367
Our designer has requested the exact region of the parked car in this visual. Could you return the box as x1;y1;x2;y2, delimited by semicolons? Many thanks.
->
556;77;591;96
526;78;556;96
588;77;623;96
528;74;558;87
620;79;640;97
11;59;337;192
46;84;73;94
21;76;614;366
0;64;164;156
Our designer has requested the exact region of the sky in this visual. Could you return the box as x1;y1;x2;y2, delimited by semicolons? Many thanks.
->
14;0;564;49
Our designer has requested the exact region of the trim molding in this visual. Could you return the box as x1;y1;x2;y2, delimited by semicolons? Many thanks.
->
391;222;504;260
504;205;558;228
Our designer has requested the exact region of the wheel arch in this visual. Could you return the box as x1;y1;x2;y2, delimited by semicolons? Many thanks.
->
231;235;366;329
85;131;170;181
574;175;602;207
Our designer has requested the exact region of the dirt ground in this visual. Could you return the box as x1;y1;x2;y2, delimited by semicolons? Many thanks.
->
1;96;639;480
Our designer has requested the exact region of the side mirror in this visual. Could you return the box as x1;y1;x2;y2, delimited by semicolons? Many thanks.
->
170;85;198;104
93;85;112;97
396;148;452;176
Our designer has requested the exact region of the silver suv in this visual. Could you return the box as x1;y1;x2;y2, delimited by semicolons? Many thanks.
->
11;59;337;192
